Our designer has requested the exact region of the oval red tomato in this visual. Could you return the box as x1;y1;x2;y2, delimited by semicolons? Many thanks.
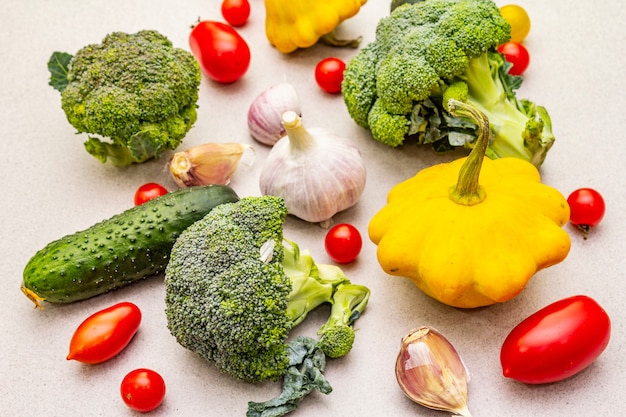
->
325;223;363;264
315;57;346;94
67;302;142;364
189;20;251;83
121;368;166;412
567;188;606;231
134;182;168;206
500;295;611;384
498;41;530;76
221;0;251;27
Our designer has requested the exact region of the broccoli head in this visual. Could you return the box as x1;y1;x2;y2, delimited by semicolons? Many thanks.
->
164;196;370;383
47;30;201;166
341;0;555;167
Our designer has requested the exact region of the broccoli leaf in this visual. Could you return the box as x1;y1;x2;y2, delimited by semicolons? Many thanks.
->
246;336;332;417
47;52;72;93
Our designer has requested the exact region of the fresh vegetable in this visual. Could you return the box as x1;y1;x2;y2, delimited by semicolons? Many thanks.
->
396;327;471;417
221;0;251;27
189;20;250;83
21;185;239;308
259;111;367;226
325;223;363;264
134;183;168;206
67;302;141;364
498;42;530;76
368;101;571;308
247;82;302;146
341;0;555;167
120;368;166;412
167;143;253;187
567;187;606;236
501;295;611;384
47;30;201;166
315;57;347;94
164;196;371;382
263;0;366;53
499;4;531;43
247;336;332;417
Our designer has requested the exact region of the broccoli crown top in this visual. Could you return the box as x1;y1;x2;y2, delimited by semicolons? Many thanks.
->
58;30;201;164
164;196;294;382
342;0;510;142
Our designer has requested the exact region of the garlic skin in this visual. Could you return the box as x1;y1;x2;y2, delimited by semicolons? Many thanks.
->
247;82;302;146
396;327;472;417
168;142;253;187
259;111;366;226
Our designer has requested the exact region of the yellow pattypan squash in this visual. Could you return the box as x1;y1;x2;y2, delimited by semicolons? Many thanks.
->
264;0;367;53
368;101;571;308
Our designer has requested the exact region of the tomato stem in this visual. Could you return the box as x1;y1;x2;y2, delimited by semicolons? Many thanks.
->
447;100;489;206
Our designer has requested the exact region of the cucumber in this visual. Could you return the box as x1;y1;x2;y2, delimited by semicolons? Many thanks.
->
22;184;239;307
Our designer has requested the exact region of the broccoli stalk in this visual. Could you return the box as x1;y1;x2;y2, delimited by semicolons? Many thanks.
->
341;0;555;167
47;30;201;166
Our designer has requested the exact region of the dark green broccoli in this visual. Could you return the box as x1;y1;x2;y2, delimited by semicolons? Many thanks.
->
47;30;201;166
164;195;370;384
342;0;554;167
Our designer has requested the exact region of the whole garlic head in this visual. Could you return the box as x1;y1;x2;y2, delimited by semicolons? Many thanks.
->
259;111;366;226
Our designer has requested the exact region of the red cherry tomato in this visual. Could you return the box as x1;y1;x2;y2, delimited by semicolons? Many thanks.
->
498;42;530;76
567;188;606;233
134;182;168;206
67;302;142;364
325;223;363;263
500;295;611;384
189;20;251;83
314;57;346;94
221;0;251;27
120;368;166;412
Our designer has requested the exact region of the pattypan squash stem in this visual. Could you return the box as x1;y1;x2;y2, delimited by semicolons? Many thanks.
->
282;110;316;153
447;100;490;206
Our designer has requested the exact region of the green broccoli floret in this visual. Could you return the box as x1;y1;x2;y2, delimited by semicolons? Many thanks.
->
47;30;201;166
164;196;370;385
341;0;555;167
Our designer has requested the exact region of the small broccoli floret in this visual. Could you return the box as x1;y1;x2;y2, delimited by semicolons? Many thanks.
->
164;196;370;386
317;283;370;358
47;30;201;166
341;0;555;167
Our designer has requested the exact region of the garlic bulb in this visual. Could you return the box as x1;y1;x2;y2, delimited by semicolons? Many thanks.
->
168;142;254;187
247;82;301;146
259;111;366;226
396;327;472;417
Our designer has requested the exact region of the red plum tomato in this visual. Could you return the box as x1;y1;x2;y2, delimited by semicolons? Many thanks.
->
500;295;611;384
189;20;250;83
221;0;251;27
134;182;168;206
67;302;142;364
567;188;606;232
498;42;530;76
315;57;346;94
121;368;166;412
325;223;362;263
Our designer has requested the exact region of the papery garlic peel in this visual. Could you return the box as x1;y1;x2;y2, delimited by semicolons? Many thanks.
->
396;327;472;417
168;142;252;187
248;82;301;146
259;111;366;225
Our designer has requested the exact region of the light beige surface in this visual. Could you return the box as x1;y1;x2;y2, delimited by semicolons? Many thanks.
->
2;0;624;416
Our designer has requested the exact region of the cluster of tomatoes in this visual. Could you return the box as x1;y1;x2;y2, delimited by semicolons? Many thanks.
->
498;4;531;76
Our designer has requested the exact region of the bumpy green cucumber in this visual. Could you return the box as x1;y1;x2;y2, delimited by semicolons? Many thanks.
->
22;184;239;307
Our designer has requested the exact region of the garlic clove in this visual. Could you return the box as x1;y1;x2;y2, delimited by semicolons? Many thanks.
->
396;327;472;417
168;142;254;187
247;82;302;146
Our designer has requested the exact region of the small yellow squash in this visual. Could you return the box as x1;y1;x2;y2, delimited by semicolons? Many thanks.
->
368;101;571;308
264;0;367;53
